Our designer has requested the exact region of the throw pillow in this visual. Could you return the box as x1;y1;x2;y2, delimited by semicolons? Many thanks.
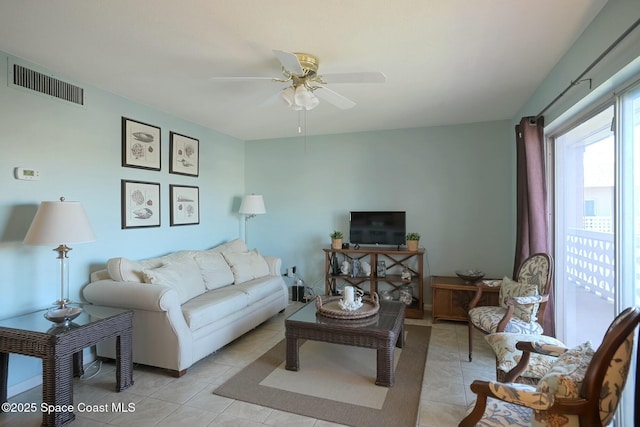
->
194;251;235;290
107;257;145;282
142;258;206;304
499;276;540;323
485;332;564;379
536;341;594;398
222;249;270;284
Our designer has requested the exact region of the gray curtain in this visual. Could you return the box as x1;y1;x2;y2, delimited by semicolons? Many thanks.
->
514;116;554;336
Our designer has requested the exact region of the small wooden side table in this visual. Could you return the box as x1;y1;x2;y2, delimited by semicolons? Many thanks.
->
431;275;500;323
0;305;133;427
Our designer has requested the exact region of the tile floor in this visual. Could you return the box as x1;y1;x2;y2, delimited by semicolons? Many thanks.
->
1;303;496;427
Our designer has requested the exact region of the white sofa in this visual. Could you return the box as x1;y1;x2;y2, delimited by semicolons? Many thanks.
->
82;239;288;376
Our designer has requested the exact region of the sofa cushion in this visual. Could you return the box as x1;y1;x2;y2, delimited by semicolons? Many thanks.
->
499;276;539;322
194;250;235;290
107;250;195;283
139;250;194;270
235;275;286;305
222;249;270;284
209;238;248;254
181;287;249;330
142;257;206;304
107;257;145;282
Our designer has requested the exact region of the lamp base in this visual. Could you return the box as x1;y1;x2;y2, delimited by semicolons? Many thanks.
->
44;306;83;326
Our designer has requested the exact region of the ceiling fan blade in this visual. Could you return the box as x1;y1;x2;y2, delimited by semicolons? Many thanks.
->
273;49;304;75
259;90;285;107
314;87;356;110
210;76;277;81
320;72;386;84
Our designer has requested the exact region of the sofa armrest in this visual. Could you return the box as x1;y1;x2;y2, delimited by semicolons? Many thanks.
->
263;256;282;276
82;279;182;312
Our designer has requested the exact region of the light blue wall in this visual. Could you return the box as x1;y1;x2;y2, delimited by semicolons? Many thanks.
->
244;122;516;295
0;53;245;392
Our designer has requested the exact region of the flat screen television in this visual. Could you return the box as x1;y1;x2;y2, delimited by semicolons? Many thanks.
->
349;211;406;246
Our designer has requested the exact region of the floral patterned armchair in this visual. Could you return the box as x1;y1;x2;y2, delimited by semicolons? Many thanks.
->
467;253;553;362
458;306;640;427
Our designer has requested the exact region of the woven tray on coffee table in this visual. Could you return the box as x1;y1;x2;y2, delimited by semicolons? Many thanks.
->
315;292;380;319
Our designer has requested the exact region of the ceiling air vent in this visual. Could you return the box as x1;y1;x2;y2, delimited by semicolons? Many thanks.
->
12;64;84;105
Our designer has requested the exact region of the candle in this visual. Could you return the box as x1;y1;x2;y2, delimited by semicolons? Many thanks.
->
344;286;355;304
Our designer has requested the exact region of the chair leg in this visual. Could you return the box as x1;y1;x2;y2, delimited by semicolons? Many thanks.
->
468;321;473;362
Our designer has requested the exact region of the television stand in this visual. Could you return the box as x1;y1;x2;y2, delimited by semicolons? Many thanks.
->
323;247;424;319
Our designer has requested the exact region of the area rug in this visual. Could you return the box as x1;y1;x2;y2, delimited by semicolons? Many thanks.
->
214;325;430;427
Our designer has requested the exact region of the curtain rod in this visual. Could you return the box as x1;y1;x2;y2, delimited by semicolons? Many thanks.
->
534;16;640;122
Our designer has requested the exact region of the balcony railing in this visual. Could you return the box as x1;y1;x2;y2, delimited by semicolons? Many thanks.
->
566;227;615;302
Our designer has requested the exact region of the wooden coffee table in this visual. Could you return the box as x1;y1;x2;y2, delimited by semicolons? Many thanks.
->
285;299;405;387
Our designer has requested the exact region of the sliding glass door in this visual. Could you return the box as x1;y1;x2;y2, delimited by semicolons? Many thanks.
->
551;79;640;426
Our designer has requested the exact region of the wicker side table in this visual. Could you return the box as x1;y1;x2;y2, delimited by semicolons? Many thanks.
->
0;305;133;427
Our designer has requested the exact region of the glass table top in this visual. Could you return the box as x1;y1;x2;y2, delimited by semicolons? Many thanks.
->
286;299;404;331
0;304;129;335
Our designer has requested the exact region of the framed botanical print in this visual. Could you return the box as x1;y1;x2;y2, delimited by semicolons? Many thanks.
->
122;117;161;170
169;131;199;176
121;180;161;229
169;184;199;226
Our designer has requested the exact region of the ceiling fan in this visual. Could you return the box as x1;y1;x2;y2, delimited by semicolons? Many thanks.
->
212;50;386;110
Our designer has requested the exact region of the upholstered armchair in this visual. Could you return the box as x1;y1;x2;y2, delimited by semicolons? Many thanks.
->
459;306;640;427
467;253;553;361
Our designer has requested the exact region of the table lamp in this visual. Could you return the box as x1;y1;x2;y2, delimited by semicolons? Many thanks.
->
24;197;96;324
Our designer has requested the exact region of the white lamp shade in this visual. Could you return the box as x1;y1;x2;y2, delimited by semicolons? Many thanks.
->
239;195;266;215
24;199;96;245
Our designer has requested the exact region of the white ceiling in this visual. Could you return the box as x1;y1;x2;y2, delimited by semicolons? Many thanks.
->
0;0;608;141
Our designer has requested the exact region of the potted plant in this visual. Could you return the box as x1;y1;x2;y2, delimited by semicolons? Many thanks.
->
406;232;420;251
330;230;344;250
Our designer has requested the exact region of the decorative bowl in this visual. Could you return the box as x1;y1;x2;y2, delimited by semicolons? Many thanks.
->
44;306;83;325
455;270;485;283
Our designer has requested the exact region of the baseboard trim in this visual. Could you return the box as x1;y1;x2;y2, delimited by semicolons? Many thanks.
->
8;375;41;398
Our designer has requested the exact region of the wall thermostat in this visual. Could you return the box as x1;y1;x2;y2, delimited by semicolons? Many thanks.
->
14;167;41;181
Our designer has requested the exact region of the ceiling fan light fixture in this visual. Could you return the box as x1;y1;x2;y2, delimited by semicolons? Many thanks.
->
281;86;295;107
294;85;310;104
306;94;319;110
291;85;319;110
